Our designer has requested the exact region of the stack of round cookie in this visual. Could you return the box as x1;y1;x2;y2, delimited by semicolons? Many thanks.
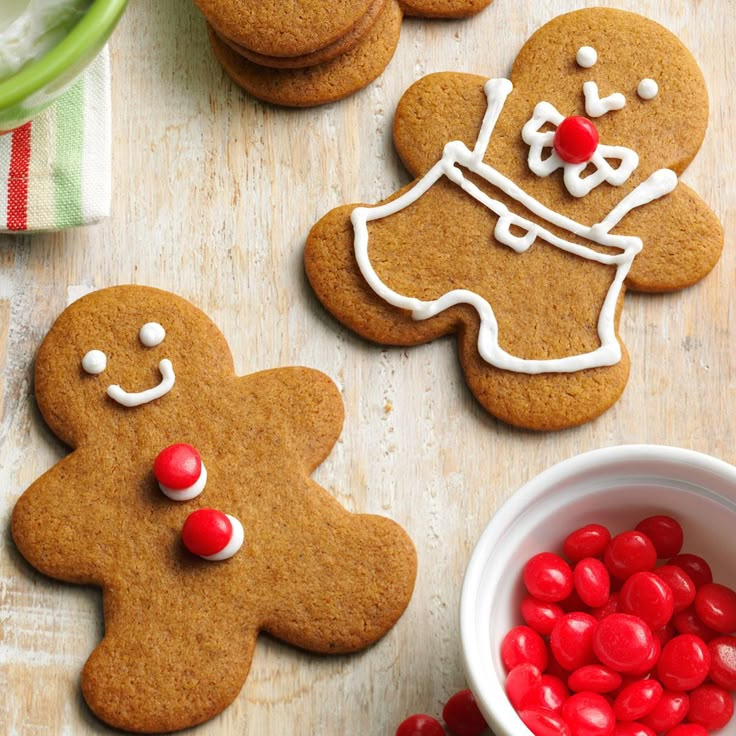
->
194;0;492;107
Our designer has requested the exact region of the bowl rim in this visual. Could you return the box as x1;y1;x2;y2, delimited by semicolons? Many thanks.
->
460;444;736;736
0;0;128;110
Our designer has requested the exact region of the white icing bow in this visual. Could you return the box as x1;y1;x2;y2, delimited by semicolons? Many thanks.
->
521;101;639;198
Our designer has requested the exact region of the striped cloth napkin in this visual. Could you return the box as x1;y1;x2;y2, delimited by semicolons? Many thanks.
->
0;47;111;233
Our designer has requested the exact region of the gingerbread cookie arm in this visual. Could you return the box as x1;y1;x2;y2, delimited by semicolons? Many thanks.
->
393;72;488;177
260;480;417;652
306;202;460;345
81;587;258;732
622;182;724;292
398;0;492;18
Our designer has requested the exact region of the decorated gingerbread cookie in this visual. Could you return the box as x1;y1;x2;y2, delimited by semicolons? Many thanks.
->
195;0;493;107
305;8;724;430
11;286;417;733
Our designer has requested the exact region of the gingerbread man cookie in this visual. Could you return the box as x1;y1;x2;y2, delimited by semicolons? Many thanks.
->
305;8;724;430
196;0;493;107
11;286;417;733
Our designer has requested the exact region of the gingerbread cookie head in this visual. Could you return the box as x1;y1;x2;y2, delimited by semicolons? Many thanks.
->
306;8;723;430
34;286;233;447
14;286;417;732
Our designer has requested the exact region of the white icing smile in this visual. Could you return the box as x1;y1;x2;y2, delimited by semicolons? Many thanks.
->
107;359;176;408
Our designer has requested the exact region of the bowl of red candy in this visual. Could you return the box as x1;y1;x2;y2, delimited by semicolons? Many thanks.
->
460;445;736;736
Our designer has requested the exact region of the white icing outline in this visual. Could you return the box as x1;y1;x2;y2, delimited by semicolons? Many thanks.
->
576;46;597;69
159;463;207;501
107;359;176;407
202;514;244;561
583;81;626;118
82;349;107;375
522;101;639;198
351;79;678;375
139;322;166;347
638;78;659;100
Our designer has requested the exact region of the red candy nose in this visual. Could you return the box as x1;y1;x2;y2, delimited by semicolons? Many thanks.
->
554;116;599;164
154;443;202;490
182;508;232;557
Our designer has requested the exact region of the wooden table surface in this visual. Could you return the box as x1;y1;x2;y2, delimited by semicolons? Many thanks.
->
1;0;734;733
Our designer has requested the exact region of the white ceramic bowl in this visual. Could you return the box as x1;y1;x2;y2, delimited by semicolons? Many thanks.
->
460;445;736;736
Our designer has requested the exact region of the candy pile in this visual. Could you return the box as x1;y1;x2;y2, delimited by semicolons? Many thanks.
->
502;516;736;736
396;689;489;736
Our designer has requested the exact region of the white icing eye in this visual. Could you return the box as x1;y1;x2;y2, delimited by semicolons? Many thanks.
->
139;322;166;347
82;350;107;375
576;46;597;69
637;78;659;100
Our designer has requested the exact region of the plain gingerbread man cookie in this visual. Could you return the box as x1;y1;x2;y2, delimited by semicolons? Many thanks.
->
197;0;493;106
11;286;417;733
305;8;724;430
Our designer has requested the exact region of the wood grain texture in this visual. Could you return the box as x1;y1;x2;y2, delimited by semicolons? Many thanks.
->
1;0;734;733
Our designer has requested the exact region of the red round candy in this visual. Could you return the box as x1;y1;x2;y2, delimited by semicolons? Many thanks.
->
565;524;612;563
562;692;615;736
520;709;572;736
568;665;622;694
613;724;656;736
181;508;232;557
575;559;611;609
506;663;542;710
635;516;684;558
619;571;675;630
687;683;734;730
672;606;718;642
604;532;657;581
551;613;598;671
502;626;549;672
663;726;708;736
441;689;488;736
668;554;713;589
708;635;736;689
593;614;654;674
613;679;663;721
657;634;711;691
520;675;570;713
591;593;620;621
395;714;445;736
524;553;574;603
640;691;690;732
521;596;565;636
694;583;736;633
653;566;696;614
554;116;600;164
153;443;202;489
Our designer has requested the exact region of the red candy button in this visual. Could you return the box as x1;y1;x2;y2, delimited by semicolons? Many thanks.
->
554;116;600;164
635;516;684;558
593;614;654;674
612;679;663;721
672;606;718;642
565;524;612;563
551;612;598;671
154;443;202;489
181;508;233;558
521;596;565;636
395;714;445;736
506;663;542;710
694;582;736;633
653;566;696;614
604;532;658;581
663;725;708;736
613;723;656;736
568;665;622;694
687;683;734;730
668;554;713;589
441;689;488;736
519;674;569;713
708;635;736;689
640;690;690;733
575;558;611;608
520;708;572;736
619;571;675;630
501;625;549;672
657;634;711;691
562;691;616;736
524;552;574;603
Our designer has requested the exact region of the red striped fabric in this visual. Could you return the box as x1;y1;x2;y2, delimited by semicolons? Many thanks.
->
7;121;32;231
